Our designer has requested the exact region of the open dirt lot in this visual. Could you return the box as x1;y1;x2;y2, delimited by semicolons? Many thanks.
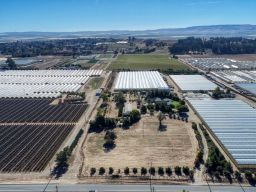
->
83;116;197;175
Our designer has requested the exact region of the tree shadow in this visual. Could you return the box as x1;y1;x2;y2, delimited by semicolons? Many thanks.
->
159;124;167;132
103;143;116;153
51;166;69;179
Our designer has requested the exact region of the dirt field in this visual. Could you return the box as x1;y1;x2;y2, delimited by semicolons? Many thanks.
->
29;56;73;69
83;116;197;175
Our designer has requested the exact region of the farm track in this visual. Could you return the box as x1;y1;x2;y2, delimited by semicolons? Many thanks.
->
0;98;88;173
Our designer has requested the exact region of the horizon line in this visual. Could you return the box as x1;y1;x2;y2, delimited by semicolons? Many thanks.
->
0;24;255;34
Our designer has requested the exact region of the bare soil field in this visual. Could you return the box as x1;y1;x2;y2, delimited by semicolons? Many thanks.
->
30;56;73;69
83;116;197;175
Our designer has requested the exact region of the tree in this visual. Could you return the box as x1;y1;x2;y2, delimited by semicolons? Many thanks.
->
149;167;155;175
114;92;125;108
234;171;241;181
130;109;141;123
109;167;114;175
55;147;70;168
103;138;115;149
245;171;253;181
141;105;147;114
157;111;165;129
99;167;105;175
133;168;138;175
141;167;147;175
192;122;197;130
165;167;172;176
175;166;182;176
104;130;117;140
189;170;194;181
158;167;164;176
101;93;109;102
178;105;189;113
90;168;96;176
183;166;190;176
6;57;17;69
124;167;129;175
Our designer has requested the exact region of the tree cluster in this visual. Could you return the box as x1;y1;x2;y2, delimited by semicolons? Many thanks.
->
52;129;84;177
169;37;256;55
89;112;116;133
0;38;119;57
103;130;117;150
202;126;233;180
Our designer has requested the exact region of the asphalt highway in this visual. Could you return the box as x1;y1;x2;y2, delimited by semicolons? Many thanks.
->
0;184;255;192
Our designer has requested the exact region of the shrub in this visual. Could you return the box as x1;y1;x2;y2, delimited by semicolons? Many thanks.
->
109;167;114;175
90;168;96;176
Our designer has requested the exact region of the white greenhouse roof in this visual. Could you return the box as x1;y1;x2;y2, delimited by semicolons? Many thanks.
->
0;69;102;98
114;71;169;91
235;83;256;96
170;75;217;91
189;99;256;166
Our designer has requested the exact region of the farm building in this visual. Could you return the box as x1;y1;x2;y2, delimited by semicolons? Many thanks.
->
123;103;134;116
170;75;217;92
188;99;256;168
114;71;169;91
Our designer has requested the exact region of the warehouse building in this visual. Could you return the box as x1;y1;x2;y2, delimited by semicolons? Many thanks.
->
114;71;169;91
188;99;256;168
170;75;217;92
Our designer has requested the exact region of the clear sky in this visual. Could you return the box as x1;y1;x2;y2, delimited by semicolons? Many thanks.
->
0;0;255;32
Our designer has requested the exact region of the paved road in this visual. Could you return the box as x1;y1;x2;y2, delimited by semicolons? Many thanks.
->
0;184;255;192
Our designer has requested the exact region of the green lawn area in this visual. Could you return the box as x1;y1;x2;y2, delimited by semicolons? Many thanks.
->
108;54;192;72
172;101;182;109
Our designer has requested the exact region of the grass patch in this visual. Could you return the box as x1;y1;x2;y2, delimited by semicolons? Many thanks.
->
172;101;182;109
108;54;191;72
88;58;99;64
89;77;104;89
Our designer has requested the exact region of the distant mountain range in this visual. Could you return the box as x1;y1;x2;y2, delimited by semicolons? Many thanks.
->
1;25;256;42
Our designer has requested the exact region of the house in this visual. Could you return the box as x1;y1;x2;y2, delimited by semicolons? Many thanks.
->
123;103;133;116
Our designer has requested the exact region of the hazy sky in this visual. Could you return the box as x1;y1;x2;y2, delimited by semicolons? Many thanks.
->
0;0;255;32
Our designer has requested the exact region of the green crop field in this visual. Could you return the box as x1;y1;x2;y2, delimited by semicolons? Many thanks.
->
108;54;192;72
